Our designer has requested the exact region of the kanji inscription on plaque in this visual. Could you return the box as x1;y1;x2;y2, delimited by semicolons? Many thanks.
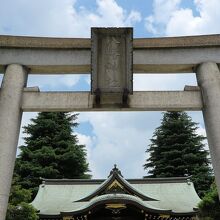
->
91;28;133;95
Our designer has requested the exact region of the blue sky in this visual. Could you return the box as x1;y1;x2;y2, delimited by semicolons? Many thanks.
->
1;0;219;178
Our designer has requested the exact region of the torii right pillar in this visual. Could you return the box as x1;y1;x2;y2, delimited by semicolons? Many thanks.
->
196;62;220;197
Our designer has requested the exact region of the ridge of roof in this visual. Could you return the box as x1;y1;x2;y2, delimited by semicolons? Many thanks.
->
75;166;158;202
41;176;192;185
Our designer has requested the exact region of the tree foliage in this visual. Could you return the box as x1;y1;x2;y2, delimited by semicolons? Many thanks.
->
7;202;38;220
6;176;38;220
15;112;90;196
144;111;212;197
198;182;220;220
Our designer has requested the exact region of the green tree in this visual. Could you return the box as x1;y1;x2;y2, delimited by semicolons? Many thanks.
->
198;182;220;220
7;203;38;220
6;176;38;220
144;111;212;197
15;112;90;196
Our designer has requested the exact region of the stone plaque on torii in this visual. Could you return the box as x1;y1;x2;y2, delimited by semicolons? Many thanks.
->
91;28;133;107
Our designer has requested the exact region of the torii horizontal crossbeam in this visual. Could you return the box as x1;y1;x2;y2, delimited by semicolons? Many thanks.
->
1;34;220;73
20;90;202;112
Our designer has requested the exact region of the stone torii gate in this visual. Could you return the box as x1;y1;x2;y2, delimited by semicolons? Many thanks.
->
0;28;220;219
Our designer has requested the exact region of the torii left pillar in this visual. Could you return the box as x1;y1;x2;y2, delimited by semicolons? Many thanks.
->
0;64;27;220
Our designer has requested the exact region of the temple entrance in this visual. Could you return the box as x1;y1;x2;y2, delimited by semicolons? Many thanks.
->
88;204;145;220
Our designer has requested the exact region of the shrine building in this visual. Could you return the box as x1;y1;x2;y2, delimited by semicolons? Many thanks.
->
31;166;200;220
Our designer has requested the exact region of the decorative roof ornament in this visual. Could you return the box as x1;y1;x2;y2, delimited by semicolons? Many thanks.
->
184;169;192;185
108;164;123;178
184;169;189;177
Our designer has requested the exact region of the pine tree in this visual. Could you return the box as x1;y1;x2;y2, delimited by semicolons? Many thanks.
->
15;112;90;196
144;111;212;197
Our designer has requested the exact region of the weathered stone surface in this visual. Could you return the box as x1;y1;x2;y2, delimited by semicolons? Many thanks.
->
0;48;90;73
0;64;27;220
23;86;40;92
184;85;200;91
1;34;220;73
196;62;220;199
1;34;220;49
133;47;220;73
91;28;133;94
133;34;220;48
22;91;93;112
0;35;91;49
21;91;202;112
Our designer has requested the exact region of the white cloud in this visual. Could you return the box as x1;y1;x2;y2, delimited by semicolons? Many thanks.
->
27;75;81;90
77;111;208;178
76;132;93;148
134;73;197;91
0;0;141;37
196;126;207;137
78;112;162;178
75;132;97;174
125;10;142;25
0;74;3;85
17;112;37;155
145;0;220;36
145;0;181;35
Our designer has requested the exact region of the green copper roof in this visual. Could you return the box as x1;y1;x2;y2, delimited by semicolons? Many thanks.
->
76;171;157;202
31;167;201;217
